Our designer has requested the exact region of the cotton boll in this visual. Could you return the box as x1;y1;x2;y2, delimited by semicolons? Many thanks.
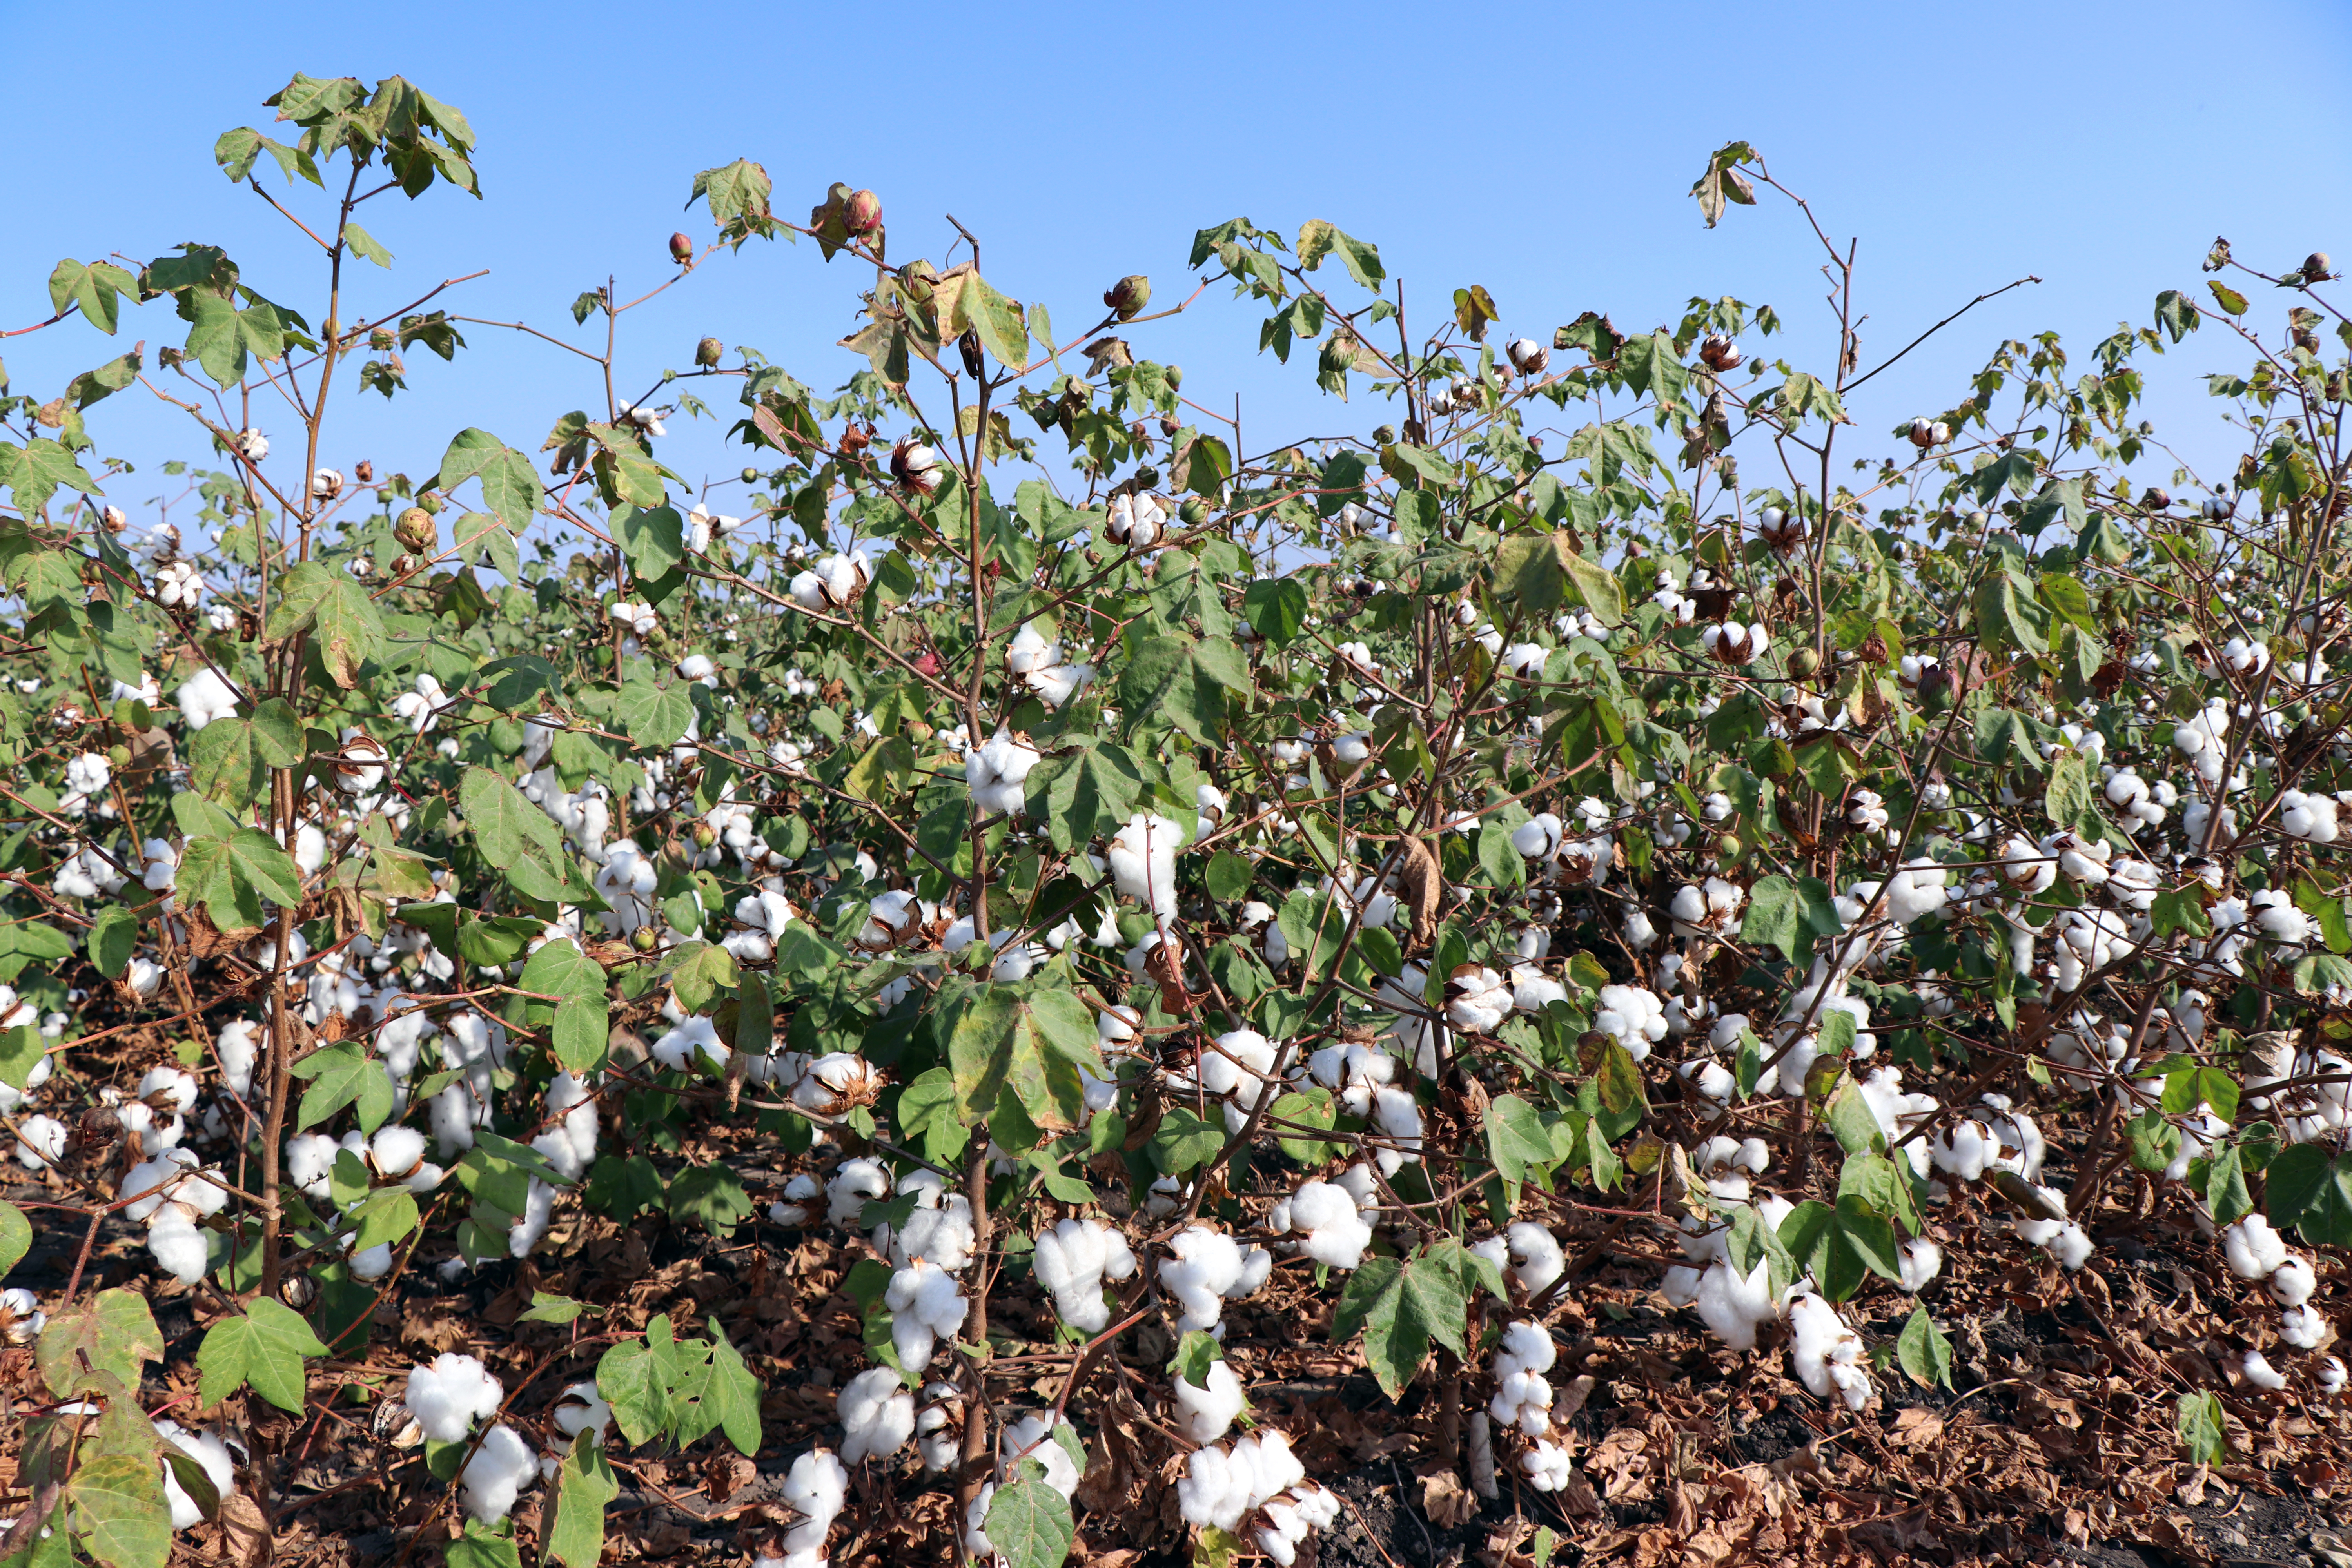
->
147;1211;212;1283
1444;965;1514;1034
1172;1358;1249;1443
2243;1349;2289;1391
1521;1440;1575;1492
1506;1222;1565;1298
16;1113;68;1169
154;1420;238;1530
2321;1357;2349;1395
1159;1226;1259;1334
1108;812;1186;923
550;1381;612;1444
1788;1293;1873;1411
838;1366;917;1465
884;1259;968;1372
1692;1257;1780;1351
2225;1215;2289;1280
780;1450;849;1561
2281;1306;2330;1349
1033;1217;1140;1332
964;728;1041;817
405;1353;504;1444
1287;1181;1373;1269
1897;1239;1944;1292
460;1424;539;1523
769;1174;823;1227
2271;1255;2318;1307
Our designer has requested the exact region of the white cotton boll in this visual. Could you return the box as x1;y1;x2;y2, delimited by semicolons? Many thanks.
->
1108;812;1186;923
1788;1293;1873;1411
508;1178;556;1258
1521;1440;1575;1492
782;1449;850;1557
838;1366;917;1465
154;1421;238;1530
2243;1349;2289;1391
1506;1222;1566;1298
2320;1357;2349;1394
1160;1225;1256;1334
2045;1223;2093;1271
175;666;241;730
17;1113;69;1169
405;1352;503;1444
1440;963;1513;1034
964;728;1041;818
1662;1265;1703;1307
286;1132;340;1202
1510;965;1567;1013
1511;813;1564;859
1897;1239;1944;1292
1289;1181;1374;1269
885;1259;968;1372
368;1124;428;1181
1173;1359;1249;1442
1593;984;1667;1060
2271;1255;2318;1307
2225;1215;2289;1280
769;1174;823;1227
460;1424;539;1523
2281;1305;2330;1349
349;1243;394;1281
828;1158;891;1227
1692;1258;1779;1351
1033;1218;1138;1333
1370;1085;1424;1174
147;1211;211;1283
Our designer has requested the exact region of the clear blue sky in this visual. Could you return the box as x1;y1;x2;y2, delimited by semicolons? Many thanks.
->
4;0;2347;528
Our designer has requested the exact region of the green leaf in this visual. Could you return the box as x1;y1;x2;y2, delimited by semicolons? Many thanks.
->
595;1334;668;1446
5;438;96;515
1775;1195;1901;1302
1332;1249;1470;1397
1896;1306;1954;1390
66;1454;172;1568
288;1040;394;1133
2045;751;2093;833
0;1199;29;1276
1027;743;1144;852
37;1288;162;1399
2266;1143;2352;1246
1822;1076;1887;1155
0;1027;44;1092
1295;220;1385;290
545;1435;619;1568
177;827;304;933
984;1462;1077;1568
617;677;695;749
2207;281;2249;316
962;275;1031;372
1168;1328;1225;1390
448;1522;524;1568
897;1067;972;1166
262;561;383;688
2176;1389;2229;1466
668;1165;754;1239
669;941;739;1014
1116;635;1250;743
47;259;139;337
196;1299;330;1412
1241;578;1308;647
1738;874;1840;965
340;221;393;267
459;766;589;904
612;504;685;581
87;904;139;979
437;429;543;534
947;984;1106;1134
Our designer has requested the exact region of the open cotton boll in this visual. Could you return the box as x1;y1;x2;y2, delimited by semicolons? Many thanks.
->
2225;1215;2290;1280
1443;965;1514;1034
370;1124;429;1181
2243;1349;2289;1391
1172;1358;1249;1442
1897;1239;1944;1292
1176;1432;1307;1533
890;1191;976;1271
1370;1085;1424;1175
154;1421;238;1529
1593;984;1667;1061
147;1210;212;1283
769;1174;823;1227
459;1423;539;1523
781;1449;850;1558
885;1259;968;1372
404;1352;504;1444
1521;1440;1576;1492
550;1381;612;1443
1108;813;1186;923
1511;813;1564;860
1788;1293;1873;1410
1505;1222;1566;1298
2270;1255;2318;1307
2282;1306;2330;1349
1033;1218;1138;1333
964;728;1040;817
1691;1256;1780;1351
1160;1226;1270;1334
1286;1181;1374;1269
838;1366;916;1465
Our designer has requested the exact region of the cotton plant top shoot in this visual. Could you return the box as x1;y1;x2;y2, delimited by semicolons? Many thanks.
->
1;82;2349;1566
